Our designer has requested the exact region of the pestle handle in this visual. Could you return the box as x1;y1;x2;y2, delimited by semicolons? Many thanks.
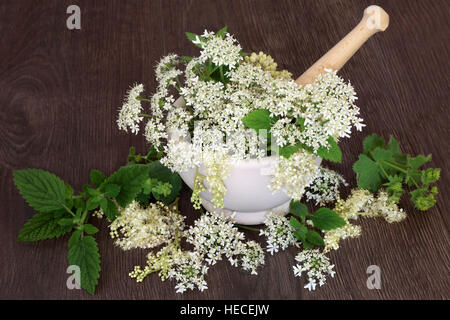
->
295;5;389;86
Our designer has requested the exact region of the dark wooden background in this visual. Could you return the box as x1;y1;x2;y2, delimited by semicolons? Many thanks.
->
0;0;448;300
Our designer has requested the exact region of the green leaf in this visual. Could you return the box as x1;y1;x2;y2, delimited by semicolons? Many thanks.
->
104;184;121;198
311;208;346;231
383;175;404;203
100;165;150;208
289;200;308;222
386;136;406;163
407;154;432;170
147;161;182;204
363;134;385;155
186;32;203;47
101;198;118;221
18;211;72;242
58;218;75;227
13;169;68;212
90;170;106;188
353;154;384;193
242;109;274;131
215;26;228;38
316;136;342;163
68;235;100;295
289;216;303;230
83;224;99;235
86;196;101;210
278;143;303;159
305;230;325;246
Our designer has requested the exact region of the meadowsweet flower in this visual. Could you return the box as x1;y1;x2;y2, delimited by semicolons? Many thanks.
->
324;188;407;252
293;249;335;291
323;223;361;253
109;201;185;250
117;84;144;134
260;212;297;254
305;167;348;205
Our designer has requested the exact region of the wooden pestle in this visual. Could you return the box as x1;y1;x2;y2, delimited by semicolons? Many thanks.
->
295;5;389;85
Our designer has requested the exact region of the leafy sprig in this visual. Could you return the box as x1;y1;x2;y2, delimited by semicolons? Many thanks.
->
241;109;342;162
353;134;440;210
289;200;346;249
13;146;183;294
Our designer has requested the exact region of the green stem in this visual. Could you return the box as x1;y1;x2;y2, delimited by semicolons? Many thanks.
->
380;160;407;173
136;96;151;102
378;164;390;179
235;224;259;232
138;113;152;118
219;66;225;83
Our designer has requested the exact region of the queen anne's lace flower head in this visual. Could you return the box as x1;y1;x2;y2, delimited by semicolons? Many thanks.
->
305;167;348;205
260;212;297;254
293;249;336;291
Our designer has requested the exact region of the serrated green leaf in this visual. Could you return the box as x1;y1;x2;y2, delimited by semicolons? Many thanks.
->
242;109;274;131
58;218;74;227
100;165;149;208
215;26;228;38
86;196;101;210
68;235;100;295
18;211;72;242
13;169;68;212
363;134;385;155
90;170;106;188
353;154;384;192
83;224;99;235
104;184;121;198
306;230;324;246
316;136;342;163
289;200;308;221
407;154;432;170
311;208;346;231
102;198;118;221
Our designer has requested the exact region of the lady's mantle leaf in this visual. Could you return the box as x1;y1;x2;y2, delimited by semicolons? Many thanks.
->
13;169;68;212
18;211;72;242
311;208;346;231
353;154;383;193
68;235;100;295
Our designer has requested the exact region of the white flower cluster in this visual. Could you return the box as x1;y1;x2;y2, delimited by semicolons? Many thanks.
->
118;29;363;210
270;149;320;200
187;212;265;274
117;84;144;134
109;201;185;250
259;212;297;255
129;241;209;294
293;249;336;291
305;167;348;205
115;202;264;292
196;30;242;69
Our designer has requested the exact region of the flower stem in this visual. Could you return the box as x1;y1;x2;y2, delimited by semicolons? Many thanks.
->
235;224;259;232
138;113;152;118
136;96;151;102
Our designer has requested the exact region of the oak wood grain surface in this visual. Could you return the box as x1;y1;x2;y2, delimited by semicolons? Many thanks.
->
0;0;448;300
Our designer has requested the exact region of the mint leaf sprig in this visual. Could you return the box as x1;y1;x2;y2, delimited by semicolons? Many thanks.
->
13;164;151;294
289;200;346;249
353;134;440;211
